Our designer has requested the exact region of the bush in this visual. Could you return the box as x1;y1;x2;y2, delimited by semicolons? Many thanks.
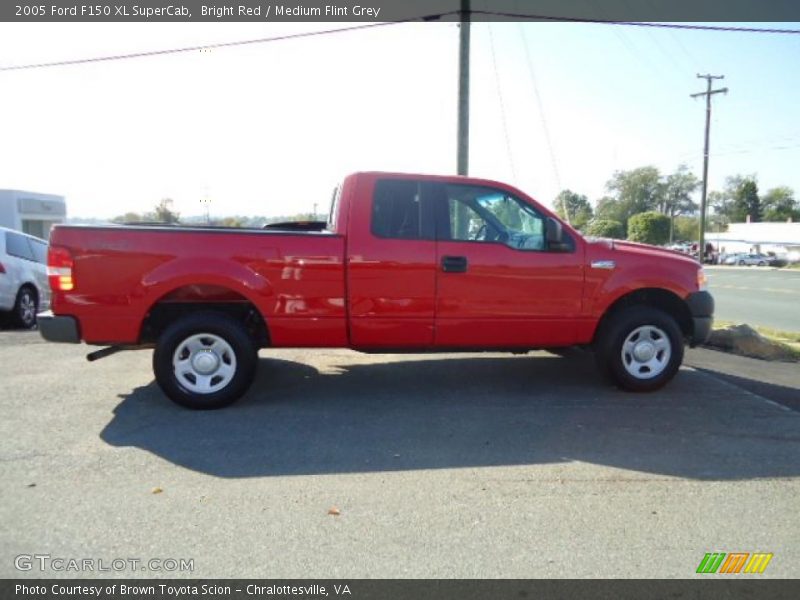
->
627;211;670;245
585;219;625;239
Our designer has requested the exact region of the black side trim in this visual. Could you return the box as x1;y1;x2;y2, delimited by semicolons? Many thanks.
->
37;311;80;343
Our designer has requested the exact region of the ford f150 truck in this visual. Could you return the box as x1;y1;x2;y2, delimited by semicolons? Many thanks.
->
38;172;713;409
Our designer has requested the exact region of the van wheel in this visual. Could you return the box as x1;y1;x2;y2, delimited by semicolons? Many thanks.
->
14;286;38;329
153;312;257;409
595;306;684;392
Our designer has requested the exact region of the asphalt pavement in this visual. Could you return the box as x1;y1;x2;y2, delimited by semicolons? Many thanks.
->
706;266;800;332
1;329;799;579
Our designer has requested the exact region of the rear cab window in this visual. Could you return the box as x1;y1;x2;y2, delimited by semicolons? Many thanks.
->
371;179;435;240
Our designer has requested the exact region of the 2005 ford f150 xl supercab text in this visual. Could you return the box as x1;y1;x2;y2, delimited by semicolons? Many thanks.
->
38;172;714;409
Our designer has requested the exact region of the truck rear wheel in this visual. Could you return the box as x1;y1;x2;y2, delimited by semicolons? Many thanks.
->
594;306;683;392
153;311;257;409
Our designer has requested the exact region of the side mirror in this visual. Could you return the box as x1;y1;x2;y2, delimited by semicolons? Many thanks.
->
545;217;570;252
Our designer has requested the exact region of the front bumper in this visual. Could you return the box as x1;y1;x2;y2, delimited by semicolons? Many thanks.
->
37;311;80;344
686;291;714;346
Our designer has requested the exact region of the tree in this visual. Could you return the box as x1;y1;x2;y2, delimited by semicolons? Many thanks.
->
554;190;593;230
707;190;731;232
594;196;627;227
740;180;761;223
208;216;247;227
585;219;624;239
724;175;761;223
112;212;145;224
154;198;180;224
661;165;699;241
673;216;700;242
627;211;671;245
761;186;799;222
605;166;664;223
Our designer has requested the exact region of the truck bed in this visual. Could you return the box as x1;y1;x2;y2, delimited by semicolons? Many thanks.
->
48;225;347;346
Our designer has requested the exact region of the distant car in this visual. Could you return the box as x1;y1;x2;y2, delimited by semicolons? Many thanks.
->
666;243;691;254
724;253;770;266
765;254;787;267
0;227;50;328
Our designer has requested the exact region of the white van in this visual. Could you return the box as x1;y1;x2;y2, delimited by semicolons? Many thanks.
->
0;226;50;328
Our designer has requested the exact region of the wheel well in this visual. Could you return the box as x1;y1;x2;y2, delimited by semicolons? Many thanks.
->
594;288;693;343
140;287;269;348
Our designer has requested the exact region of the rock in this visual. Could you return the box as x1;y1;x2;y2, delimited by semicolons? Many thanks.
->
706;324;794;360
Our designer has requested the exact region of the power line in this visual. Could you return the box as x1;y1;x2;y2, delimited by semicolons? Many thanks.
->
487;24;517;181
676;141;800;161
517;25;562;193
2;11;799;73
0;17;439;72
470;11;800;35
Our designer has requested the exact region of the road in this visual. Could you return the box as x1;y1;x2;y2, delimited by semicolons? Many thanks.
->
1;329;799;579
706;267;800;332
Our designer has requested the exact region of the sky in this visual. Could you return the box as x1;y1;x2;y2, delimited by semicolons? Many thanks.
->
1;19;799;220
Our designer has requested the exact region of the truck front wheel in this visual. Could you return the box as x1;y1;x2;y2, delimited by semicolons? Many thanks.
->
595;306;684;392
153;312;258;409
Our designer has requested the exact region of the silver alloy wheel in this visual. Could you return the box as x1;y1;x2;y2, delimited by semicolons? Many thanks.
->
621;325;671;380
19;290;36;327
172;333;237;394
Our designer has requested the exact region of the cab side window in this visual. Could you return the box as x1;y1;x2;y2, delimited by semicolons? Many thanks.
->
444;184;546;251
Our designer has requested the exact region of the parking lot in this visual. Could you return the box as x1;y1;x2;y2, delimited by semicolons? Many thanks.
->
1;328;799;578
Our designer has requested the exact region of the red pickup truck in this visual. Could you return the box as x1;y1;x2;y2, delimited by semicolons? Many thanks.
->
39;172;713;409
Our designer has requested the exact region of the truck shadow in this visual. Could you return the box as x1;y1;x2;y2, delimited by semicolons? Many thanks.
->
100;353;800;481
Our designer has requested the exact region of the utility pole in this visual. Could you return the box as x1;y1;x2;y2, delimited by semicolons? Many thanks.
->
691;74;727;263
457;0;470;175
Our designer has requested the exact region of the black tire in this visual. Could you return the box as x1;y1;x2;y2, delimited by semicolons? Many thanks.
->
738;260;745;266
153;311;258;409
594;306;684;392
14;286;38;329
757;261;766;267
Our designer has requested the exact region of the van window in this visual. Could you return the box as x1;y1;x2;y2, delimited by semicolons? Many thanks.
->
29;238;48;264
5;232;35;261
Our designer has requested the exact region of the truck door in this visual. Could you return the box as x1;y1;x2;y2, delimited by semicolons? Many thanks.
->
346;177;437;348
432;182;584;348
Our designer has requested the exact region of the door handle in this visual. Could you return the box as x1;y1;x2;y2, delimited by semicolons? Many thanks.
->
441;255;468;273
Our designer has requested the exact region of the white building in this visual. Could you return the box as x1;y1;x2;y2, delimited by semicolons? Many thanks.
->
0;189;66;240
706;221;800;261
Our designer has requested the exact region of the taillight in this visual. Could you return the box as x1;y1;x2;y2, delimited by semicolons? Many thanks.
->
0;261;5;274
47;246;74;291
